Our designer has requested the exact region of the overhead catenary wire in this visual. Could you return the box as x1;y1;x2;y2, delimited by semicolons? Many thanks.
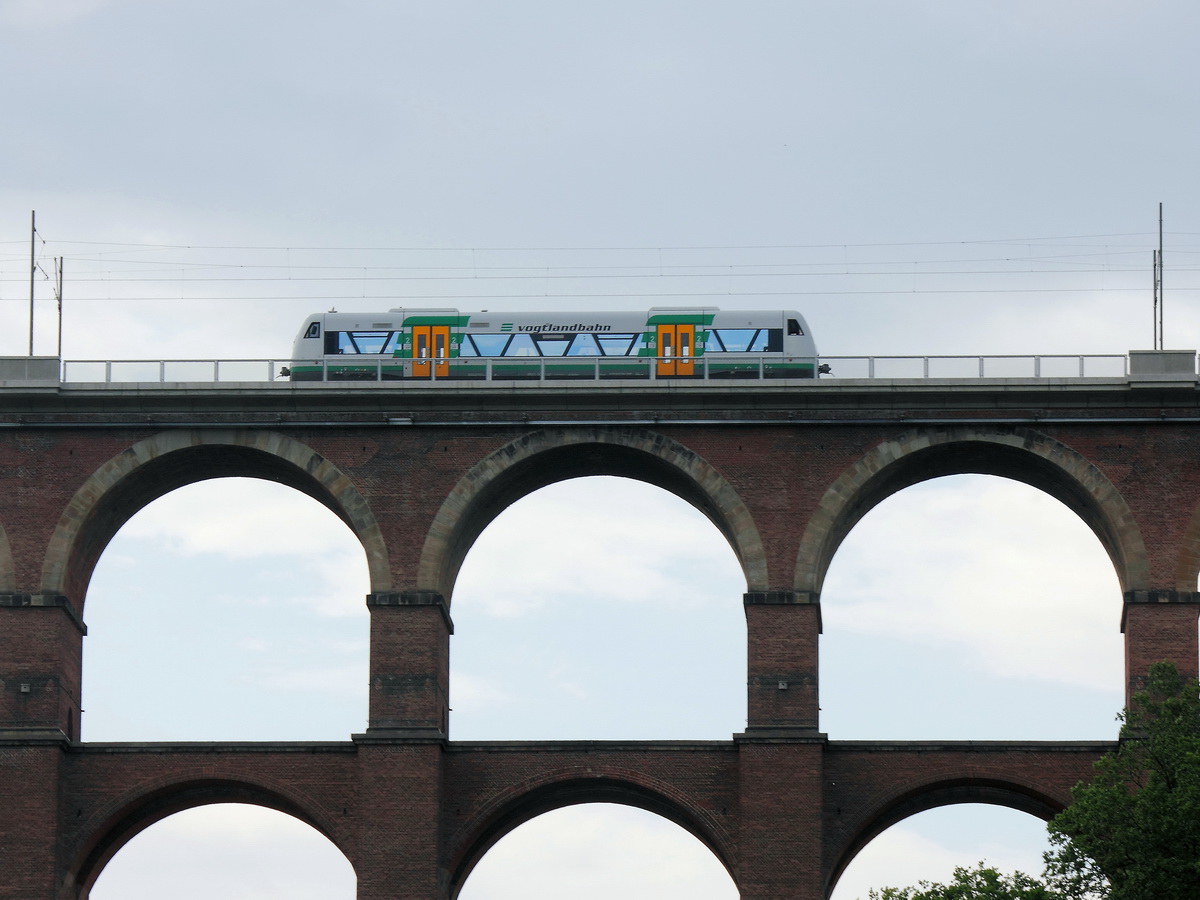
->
0;230;1171;251
2;265;1191;287
3;229;1197;324
0;248;1179;272
9;287;1198;305
2;235;1199;267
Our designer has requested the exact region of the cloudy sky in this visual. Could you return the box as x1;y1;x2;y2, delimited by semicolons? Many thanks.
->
2;1;1198;897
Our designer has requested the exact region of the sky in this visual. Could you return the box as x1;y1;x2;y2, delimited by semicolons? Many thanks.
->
1;1;1198;897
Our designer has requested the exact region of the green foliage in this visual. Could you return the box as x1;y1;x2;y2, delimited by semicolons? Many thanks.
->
865;863;1065;900
1045;661;1200;900
863;662;1200;900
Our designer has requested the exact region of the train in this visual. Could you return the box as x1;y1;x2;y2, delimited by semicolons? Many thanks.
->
282;307;820;381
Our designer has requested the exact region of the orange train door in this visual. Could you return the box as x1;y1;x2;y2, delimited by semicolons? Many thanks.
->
656;323;695;377
411;325;450;378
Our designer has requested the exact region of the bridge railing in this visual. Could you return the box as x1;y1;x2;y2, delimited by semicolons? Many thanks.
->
58;354;1138;384
61;359;288;383
820;354;1131;379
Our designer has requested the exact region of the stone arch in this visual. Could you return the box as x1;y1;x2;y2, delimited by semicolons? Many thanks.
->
417;426;767;600
795;425;1148;596
447;768;737;898
66;774;354;898
0;520;13;592
825;773;1067;899
41;429;390;609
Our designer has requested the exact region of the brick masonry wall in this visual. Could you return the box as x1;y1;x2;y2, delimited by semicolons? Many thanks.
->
822;742;1112;897
1;389;1199;897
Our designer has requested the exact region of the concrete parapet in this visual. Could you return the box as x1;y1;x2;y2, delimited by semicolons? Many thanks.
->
1129;349;1197;379
0;356;59;383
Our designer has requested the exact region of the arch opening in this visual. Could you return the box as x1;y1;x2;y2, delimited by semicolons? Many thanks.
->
821;474;1124;739
450;476;746;740
829;801;1056;900
455;792;737;900
797;431;1147;597
85;801;355;900
83;477;369;741
418;429;768;600
45;433;388;610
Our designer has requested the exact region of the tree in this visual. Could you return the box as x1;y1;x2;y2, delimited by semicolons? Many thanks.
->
865;864;1065;900
863;662;1200;900
1045;661;1200;900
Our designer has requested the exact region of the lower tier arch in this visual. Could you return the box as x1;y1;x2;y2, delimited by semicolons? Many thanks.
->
67;774;356;898
446;768;738;898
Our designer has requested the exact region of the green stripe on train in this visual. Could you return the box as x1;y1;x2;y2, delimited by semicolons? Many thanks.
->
401;315;472;326
644;313;718;325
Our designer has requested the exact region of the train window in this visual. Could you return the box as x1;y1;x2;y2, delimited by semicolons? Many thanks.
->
597;334;639;356
470;334;512;356
765;329;783;352
712;329;756;352
787;318;803;336
341;331;393;355
505;334;538;356
566;334;601;356
457;337;478;356
304;322;321;339
711;329;773;353
710;330;734;351
533;333;572;356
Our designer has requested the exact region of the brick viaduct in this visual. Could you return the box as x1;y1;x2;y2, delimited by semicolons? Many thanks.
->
2;364;1200;898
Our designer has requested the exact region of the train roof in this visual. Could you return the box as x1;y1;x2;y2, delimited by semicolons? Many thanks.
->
301;307;810;330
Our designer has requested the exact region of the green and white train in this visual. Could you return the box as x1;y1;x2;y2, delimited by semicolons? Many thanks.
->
283;307;819;381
